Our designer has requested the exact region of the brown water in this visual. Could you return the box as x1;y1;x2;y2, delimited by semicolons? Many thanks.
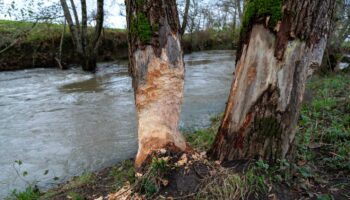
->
0;50;235;198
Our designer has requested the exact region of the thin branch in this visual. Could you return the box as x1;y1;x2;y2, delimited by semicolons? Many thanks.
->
0;21;38;55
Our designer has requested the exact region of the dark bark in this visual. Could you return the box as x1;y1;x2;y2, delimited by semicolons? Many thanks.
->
81;0;88;57
59;0;104;72
235;0;242;22
69;0;81;32
180;0;191;35
55;20;67;70
209;0;336;163
60;0;83;54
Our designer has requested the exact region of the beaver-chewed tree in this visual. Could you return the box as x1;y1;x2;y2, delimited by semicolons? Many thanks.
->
209;0;336;162
125;0;187;167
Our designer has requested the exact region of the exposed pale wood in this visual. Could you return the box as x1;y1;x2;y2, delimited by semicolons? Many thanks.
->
209;0;335;162
125;0;187;167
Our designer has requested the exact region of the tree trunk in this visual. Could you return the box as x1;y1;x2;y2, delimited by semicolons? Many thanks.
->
235;0;242;23
81;54;97;72
69;0;81;31
209;0;335;162
60;0;83;55
180;0;191;35
125;0;187;168
60;0;104;72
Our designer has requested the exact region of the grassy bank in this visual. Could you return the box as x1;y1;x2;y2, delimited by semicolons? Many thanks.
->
0;20;235;71
0;20;126;43
6;72;349;199
0;20;128;71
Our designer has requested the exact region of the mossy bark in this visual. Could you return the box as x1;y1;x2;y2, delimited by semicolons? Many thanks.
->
209;0;335;163
125;0;187;168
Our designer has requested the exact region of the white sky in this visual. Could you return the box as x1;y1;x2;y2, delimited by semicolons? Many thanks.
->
1;0;127;28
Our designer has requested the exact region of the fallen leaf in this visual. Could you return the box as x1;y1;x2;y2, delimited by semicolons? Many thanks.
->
177;154;188;166
159;149;167;154
268;193;277;200
160;179;169;186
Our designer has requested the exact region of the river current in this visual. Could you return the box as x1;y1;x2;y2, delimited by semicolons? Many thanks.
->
0;50;235;198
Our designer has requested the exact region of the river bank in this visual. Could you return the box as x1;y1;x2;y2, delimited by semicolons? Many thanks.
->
0;50;235;199
0;20;129;71
0;20;234;71
4;72;350;200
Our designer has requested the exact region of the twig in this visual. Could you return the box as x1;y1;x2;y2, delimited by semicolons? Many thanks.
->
55;20;67;69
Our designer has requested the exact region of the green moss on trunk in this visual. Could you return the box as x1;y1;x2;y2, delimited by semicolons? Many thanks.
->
242;0;283;29
131;13;152;43
255;117;281;140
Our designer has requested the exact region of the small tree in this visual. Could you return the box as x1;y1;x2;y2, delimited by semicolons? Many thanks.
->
59;0;104;72
209;0;336;162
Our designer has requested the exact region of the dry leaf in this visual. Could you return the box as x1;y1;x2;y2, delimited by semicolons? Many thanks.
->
177;154;188;166
268;193;278;200
159;149;167;154
161;179;169;186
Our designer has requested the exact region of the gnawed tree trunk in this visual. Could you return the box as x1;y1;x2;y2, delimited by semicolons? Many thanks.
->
209;0;335;162
125;0;187;168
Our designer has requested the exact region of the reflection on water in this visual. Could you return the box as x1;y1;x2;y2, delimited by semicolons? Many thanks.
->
0;50;235;198
60;78;105;93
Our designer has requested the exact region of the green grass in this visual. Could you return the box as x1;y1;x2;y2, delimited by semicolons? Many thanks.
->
136;157;171;198
196;162;268;200
0;19;65;42
110;159;136;189
5;186;40;200
66;191;84;200
0;19;126;43
298;73;350;171
62;172;94;191
185;114;222;151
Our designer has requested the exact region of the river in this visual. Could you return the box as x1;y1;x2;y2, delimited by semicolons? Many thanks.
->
0;50;235;198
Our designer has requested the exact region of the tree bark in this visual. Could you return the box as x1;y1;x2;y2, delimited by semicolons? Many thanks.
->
60;0;104;72
69;0;81;32
209;0;335;163
55;20;67;70
180;0;191;35
125;0;187;168
235;0;242;22
81;0;88;56
60;0;83;55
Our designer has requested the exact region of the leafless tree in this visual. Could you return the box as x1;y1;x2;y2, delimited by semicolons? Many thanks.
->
59;0;104;72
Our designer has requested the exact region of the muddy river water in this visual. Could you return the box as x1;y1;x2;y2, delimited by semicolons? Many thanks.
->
0;50;235;198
